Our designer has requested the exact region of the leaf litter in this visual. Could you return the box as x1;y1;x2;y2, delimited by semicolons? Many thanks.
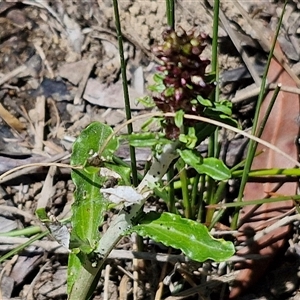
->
0;1;299;299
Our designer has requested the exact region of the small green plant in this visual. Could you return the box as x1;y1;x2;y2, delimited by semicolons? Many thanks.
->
34;1;297;299
64;16;238;298
0;1;297;299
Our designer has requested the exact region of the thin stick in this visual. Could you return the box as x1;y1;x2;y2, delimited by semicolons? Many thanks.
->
0;161;80;184
232;83;300;104
99;112;300;168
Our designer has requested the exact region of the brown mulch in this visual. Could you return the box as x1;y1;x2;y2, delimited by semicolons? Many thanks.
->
0;1;300;299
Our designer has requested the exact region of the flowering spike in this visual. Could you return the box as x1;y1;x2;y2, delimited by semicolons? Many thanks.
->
151;28;214;139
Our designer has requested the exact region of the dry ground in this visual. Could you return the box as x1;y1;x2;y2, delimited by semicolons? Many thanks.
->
0;1;300;299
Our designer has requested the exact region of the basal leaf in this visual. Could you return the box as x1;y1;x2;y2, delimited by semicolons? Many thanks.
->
178;149;231;180
69;122;119;294
71;121;118;165
128;212;234;262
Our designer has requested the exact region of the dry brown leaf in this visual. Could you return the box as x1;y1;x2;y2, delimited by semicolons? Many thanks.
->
83;79;145;110
58;60;90;85
43;140;65;155
36;165;57;211
229;43;300;298
0;103;25;133
33;95;46;152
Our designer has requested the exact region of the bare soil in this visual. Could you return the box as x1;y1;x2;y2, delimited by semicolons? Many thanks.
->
0;1;300;299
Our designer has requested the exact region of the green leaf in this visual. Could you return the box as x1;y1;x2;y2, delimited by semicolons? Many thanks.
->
201;157;231;180
136;96;155;108
122;132;170;147
174;109;184;128
71;122;118;165
68;252;99;298
69;122;119;294
140;116;161;131
212;100;232;115
35;208;48;222
103;162;131;186
148;73;166;93
148;83;165;93
203;109;238;128
179;127;197;149
128;212;234;262
196;96;213;107
164;86;175;97
70;122;125;250
204;72;216;83
178;149;231;180
153;73;165;83
196;123;217;143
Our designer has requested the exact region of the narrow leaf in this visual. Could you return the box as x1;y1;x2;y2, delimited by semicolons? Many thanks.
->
122;132;169;147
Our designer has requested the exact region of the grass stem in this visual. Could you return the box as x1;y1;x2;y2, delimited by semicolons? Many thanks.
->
112;0;138;186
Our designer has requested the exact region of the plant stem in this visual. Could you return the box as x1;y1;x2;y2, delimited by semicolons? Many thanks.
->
205;133;217;224
96;141;179;257
176;158;191;218
206;180;227;226
256;85;281;138
211;0;219;73
205;0;220;225
0;231;48;263
191;173;200;213
209;194;300;209
171;167;300;190
167;164;176;213
112;0;138;187
205;177;216;225
196;175;206;223
209;208;226;230
232;2;287;228
166;0;175;29
0;226;42;237
232;168;300;177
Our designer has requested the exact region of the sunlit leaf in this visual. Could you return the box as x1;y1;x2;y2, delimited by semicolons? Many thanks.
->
69;122;124;295
178;149;231;180
179;127;197;149
136;95;156;108
175;109;184;128
196;95;213;107
122;132;170;147
128;212;234;262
